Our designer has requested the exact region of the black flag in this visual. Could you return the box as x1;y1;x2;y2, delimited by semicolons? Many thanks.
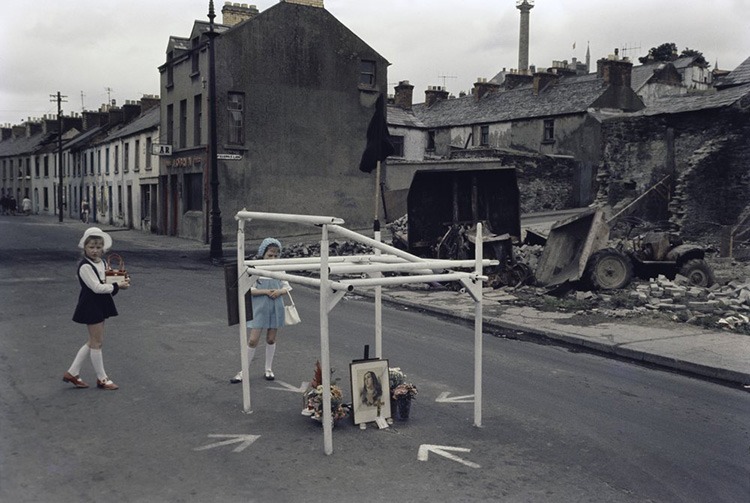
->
358;94;395;173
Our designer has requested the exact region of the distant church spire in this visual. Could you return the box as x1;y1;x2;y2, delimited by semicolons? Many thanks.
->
586;42;591;73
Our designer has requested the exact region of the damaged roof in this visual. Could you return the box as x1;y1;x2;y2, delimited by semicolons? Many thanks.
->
411;74;615;128
622;82;750;117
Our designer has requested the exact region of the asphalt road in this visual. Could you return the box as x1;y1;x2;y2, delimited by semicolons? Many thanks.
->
1;216;748;502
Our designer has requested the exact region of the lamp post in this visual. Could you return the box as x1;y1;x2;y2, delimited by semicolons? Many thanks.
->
207;0;223;263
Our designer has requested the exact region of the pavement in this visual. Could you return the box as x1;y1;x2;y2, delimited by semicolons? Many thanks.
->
41;215;750;388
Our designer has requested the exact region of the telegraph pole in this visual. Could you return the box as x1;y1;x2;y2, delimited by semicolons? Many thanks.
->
207;0;223;263
50;91;67;222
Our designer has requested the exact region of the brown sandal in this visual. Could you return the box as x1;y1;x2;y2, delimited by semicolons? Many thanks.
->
62;372;89;388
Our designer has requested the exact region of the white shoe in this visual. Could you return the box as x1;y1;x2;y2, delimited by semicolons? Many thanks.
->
230;371;242;383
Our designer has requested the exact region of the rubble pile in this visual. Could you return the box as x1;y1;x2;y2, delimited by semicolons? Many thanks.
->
632;275;750;326
282;240;373;258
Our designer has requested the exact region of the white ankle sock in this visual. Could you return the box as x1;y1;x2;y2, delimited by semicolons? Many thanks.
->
68;344;90;375
89;349;107;380
265;343;276;372
246;346;256;365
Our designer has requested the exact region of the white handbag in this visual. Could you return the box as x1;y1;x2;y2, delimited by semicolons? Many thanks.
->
284;292;301;325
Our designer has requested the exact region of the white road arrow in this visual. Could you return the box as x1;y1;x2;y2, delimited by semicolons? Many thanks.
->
269;380;308;393
418;444;480;469
435;392;475;403
194;434;260;453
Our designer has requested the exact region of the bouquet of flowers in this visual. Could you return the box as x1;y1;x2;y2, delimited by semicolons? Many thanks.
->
389;367;418;400
302;361;350;422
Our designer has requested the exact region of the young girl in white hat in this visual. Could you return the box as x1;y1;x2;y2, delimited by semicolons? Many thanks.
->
63;227;130;390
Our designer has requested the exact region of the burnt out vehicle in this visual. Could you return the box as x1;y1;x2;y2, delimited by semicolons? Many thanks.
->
535;209;715;290
622;228;714;287
392;167;533;287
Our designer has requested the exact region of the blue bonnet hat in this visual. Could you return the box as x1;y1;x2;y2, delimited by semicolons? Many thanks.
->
257;237;282;258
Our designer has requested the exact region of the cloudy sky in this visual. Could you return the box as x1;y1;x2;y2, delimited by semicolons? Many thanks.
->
1;0;748;126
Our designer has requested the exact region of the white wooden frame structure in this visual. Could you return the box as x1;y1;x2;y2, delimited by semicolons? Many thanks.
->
235;210;497;455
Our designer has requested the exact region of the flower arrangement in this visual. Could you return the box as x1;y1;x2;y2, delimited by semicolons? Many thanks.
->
389;367;418;401
302;361;350;422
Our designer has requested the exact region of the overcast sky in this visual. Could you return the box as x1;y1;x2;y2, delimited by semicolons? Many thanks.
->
1;0;748;126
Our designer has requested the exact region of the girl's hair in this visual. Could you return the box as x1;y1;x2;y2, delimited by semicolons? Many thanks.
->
84;236;104;246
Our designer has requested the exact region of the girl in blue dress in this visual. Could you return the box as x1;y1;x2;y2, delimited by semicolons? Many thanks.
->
231;238;291;383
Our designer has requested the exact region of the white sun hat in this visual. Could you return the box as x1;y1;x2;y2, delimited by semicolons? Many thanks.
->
78;227;113;251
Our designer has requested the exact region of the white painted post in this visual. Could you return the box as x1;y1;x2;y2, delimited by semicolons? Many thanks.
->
374;229;382;359
237;218;251;413
474;222;483;427
319;224;333;454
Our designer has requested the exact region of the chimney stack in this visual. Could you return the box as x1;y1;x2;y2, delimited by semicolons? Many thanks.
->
503;70;534;90
424;86;449;108
221;2;260;26
473;78;501;100
140;94;160;111
532;72;559;95
394;80;414;110
596;53;633;87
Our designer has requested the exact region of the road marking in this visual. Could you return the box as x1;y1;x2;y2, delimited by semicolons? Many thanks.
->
194;434;260;453
418;444;480;469
269;380;308;393
435;392;475;403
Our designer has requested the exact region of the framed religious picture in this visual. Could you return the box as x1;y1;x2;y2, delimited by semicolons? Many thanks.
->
350;359;391;425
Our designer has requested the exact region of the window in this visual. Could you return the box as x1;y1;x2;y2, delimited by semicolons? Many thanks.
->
194;94;202;146
427;130;436;151
105;148;110;175
43;187;48;209
480;125;489;146
391;135;404;157
97;150;101;175
146;137;153;170
114;145;119;174
89;152;94;175
134;140;140;171
179;99;187;148
117;184;123;215
124;142;130;173
227;92;244;145
184;173;203;211
35;157;40;177
360;60;376;86
44;156;49;177
25;158;30;177
167;104;174;145
543;119;555;142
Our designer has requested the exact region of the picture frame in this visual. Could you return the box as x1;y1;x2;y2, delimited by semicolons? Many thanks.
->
350;359;391;425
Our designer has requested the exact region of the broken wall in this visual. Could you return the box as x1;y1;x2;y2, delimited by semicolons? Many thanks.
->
598;106;750;242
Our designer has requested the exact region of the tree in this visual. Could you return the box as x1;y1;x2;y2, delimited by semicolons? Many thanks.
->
639;43;710;68
639;43;678;64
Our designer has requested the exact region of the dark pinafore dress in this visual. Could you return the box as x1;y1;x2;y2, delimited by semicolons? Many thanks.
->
72;259;119;324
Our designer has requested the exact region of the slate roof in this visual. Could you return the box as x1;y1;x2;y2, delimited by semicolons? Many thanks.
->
0;132;54;157
64;125;106;151
105;107;159;141
716;56;750;88
630;62;666;92
411;73;610;128
622;82;750;117
387;106;426;129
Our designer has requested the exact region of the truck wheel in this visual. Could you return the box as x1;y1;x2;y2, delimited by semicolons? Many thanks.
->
679;259;715;287
584;248;633;290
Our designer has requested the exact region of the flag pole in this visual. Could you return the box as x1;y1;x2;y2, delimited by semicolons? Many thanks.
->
374;160;382;358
